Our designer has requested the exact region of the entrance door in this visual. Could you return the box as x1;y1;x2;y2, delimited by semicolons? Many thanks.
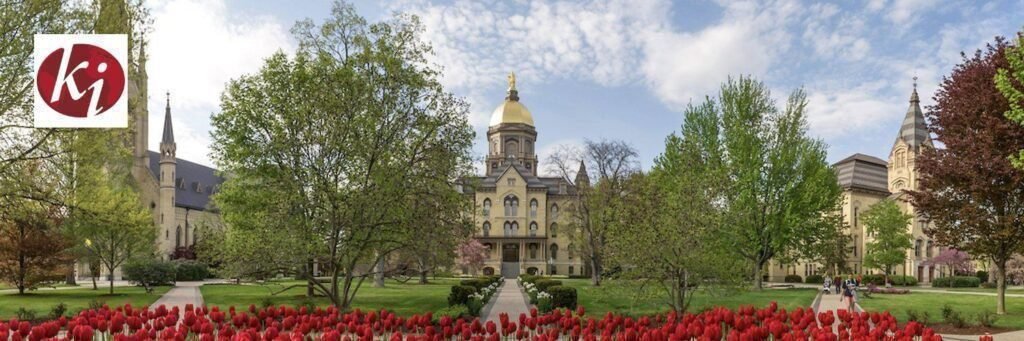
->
501;244;520;278
917;266;923;283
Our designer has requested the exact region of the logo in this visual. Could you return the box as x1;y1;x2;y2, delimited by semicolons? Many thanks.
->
34;34;128;128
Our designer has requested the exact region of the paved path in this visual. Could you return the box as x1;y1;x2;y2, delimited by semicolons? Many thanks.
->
812;289;863;333
151;281;208;312
942;330;1024;341
481;278;531;322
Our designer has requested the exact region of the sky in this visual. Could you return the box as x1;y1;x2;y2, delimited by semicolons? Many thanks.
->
142;0;1024;175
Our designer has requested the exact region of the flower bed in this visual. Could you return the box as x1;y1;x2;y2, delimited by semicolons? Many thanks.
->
0;301;943;340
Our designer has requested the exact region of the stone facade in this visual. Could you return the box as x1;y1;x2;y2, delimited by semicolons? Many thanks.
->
460;75;586;278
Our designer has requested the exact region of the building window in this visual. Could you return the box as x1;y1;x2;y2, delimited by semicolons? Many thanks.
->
165;229;168;240
529;244;538;259
926;240;934;258
915;239;922;258
529;222;538;236
483;222;491;237
550;223;558;238
504;222;512;236
550;244;559;260
175;226;182;248
484;243;493;259
483;199;491;217
853;236;859;257
507;178;516;186
511;221;519;235
569;266;574;275
551;204;559;219
568;243;575;259
530;199;538;218
504;195;519;216
853;207;859;228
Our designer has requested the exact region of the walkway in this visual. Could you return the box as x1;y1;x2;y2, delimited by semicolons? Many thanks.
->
481;278;531;322
151;281;208;312
812;289;862;333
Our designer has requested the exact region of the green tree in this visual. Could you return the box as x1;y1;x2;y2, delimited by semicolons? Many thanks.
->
678;77;843;289
996;32;1024;168
860;199;913;284
211;1;474;308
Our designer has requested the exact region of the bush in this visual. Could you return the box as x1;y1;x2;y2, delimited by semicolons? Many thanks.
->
460;279;489;290
534;279;563;292
123;259;176;292
942;304;968;328
174;260;210;281
519;274;538;284
435;305;468;321
783;275;802;283
906;309;931;325
977;271;989;283
537;294;553;313
547;286;577;309
932;276;981;288
49;303;67;319
861;274;886;285
467;296;485;316
16;308;37;321
890;275;918;286
977;310;998;328
805;275;823;284
448;285;476;306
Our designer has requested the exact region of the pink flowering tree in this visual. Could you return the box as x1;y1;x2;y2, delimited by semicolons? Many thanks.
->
927;249;974;276
456;239;488;275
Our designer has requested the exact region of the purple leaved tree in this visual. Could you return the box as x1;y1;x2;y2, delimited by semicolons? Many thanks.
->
926;249;974;276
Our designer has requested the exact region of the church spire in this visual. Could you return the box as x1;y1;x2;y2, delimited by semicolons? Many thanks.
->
161;92;174;144
894;77;929;149
574;160;590;187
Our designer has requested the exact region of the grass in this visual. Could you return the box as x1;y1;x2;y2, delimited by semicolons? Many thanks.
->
858;291;1024;330
200;278;461;317
0;286;170;319
560;279;817;317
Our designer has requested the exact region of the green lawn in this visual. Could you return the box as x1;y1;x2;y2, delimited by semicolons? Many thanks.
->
0;286;170;319
560;279;817;317
858;292;1024;329
200;278;461;316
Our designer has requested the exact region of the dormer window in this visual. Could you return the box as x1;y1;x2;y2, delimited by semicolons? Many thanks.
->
194;182;203;193
507;178;516;186
177;178;185;189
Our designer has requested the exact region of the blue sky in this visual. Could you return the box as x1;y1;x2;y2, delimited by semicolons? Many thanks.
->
142;0;1024;174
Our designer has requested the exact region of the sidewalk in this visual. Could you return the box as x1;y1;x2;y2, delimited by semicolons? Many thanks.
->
481;278;531;322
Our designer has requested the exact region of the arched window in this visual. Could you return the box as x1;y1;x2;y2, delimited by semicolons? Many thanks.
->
568;243;575;259
529;222;538;236
504;222;512;236
505;139;519;154
853;235;859;257
175;226;182;248
483;199;491;217
530;199;538;218
853;207;859;228
529;244;538;259
926;240;934;258
914;239;922;257
483;243;493;259
551;204;559;219
483;222;491;237
165;229;169;240
550;223;558;238
504;195;519;216
550;244;559;260
511;221;519;235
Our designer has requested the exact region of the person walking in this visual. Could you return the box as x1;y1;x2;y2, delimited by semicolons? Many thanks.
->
823;277;832;294
843;282;856;311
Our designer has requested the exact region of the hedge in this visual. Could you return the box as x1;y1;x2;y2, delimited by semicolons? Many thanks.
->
805;275;823;284
535;279;563;292
173;260;209;281
862;274;885;285
447;285;476;306
783;275;802;283
547;286;577;309
977;271;989;283
123;259;175;292
932;276;981;288
890;275;918;286
460;279;490;290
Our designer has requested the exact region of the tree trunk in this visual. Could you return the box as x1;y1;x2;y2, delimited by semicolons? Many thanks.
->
752;260;764;290
373;256;385;288
419;271;428;284
109;272;114;295
65;266;77;286
996;259;1008;315
590;257;602;286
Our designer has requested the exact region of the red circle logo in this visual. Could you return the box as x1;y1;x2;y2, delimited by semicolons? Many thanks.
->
36;43;125;118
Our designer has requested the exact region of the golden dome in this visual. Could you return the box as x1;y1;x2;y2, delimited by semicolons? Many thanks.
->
489;72;534;126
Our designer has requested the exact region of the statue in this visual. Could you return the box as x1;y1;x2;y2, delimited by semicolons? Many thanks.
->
507;72;516;91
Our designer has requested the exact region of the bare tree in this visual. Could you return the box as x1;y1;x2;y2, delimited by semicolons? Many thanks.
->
545;139;639;286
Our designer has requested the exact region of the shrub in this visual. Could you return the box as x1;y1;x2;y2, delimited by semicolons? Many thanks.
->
435;305;468;321
48;303;67;319
932;276;981;288
906;309;931;325
535;279;563;292
783;275;802;283
173;260;210;281
518;274;538;284
448;285;476;306
976;271;989;283
467;296;485;316
890;275;918;286
537;293;553;313
805;275;823;284
977;310;998;328
861;274;886;285
16;308;36;321
547;286;577;309
460;279;489;290
941;304;968;328
123;258;176;292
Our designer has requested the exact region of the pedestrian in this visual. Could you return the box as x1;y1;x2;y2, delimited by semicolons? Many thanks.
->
843;282;856;310
823;277;832;294
833;275;842;294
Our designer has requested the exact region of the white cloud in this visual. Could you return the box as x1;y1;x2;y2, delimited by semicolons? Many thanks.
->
145;0;292;166
882;0;939;29
801;3;871;62
804;81;903;138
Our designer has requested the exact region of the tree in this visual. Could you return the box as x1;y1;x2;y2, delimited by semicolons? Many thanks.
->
927;249;974;276
996;32;1024;168
606;101;743;312
860;199;913;284
546;139;640;286
908;38;1024;315
804;218;852;277
211;1;474;308
676;77;843;290
455;239;488;275
0;164;72;294
76;179;155;294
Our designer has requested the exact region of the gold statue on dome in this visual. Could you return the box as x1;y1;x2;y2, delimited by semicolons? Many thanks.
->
507;72;516;91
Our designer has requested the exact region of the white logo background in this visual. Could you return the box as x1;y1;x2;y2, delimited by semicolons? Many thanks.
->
34;34;128;128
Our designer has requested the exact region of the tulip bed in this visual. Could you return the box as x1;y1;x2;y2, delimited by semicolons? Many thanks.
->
0;300;949;340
